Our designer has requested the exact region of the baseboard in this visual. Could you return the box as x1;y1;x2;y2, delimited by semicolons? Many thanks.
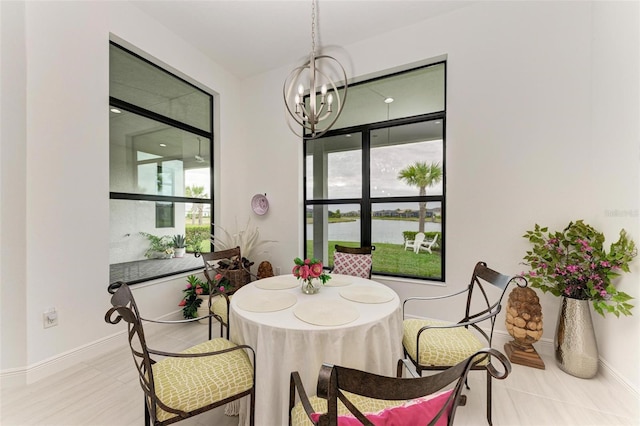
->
0;310;184;387
404;317;639;399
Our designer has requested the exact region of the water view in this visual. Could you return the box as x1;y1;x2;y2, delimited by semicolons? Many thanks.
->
307;219;441;244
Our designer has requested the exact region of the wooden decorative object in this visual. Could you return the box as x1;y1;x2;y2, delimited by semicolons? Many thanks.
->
257;261;275;280
504;285;546;369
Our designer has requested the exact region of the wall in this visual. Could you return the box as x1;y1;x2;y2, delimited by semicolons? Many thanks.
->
1;0;638;394
239;1;639;391
0;0;28;374
0;0;244;383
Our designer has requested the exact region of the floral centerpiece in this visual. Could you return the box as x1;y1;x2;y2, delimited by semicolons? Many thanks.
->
523;220;637;317
292;257;331;294
179;275;211;319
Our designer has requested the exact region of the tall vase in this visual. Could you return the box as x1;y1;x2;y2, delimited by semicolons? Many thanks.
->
555;296;599;378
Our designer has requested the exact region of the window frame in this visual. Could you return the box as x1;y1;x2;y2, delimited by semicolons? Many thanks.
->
303;62;446;282
109;41;214;284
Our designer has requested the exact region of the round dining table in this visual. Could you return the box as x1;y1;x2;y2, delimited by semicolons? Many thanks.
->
229;273;403;426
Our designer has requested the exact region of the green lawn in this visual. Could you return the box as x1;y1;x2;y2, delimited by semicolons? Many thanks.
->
308;240;442;279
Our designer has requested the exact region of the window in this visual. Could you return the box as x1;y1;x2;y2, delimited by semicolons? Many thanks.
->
304;63;445;281
109;42;213;284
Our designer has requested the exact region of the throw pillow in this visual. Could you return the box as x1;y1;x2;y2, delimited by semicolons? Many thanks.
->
332;252;372;279
310;389;454;426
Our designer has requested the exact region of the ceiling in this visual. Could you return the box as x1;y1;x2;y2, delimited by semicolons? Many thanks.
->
131;0;473;79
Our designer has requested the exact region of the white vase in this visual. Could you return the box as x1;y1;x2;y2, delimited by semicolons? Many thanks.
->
174;247;186;258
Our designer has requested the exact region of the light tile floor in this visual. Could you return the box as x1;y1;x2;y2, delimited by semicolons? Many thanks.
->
1;322;638;426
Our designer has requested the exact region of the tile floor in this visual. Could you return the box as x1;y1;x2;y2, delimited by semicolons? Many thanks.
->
1;322;638;426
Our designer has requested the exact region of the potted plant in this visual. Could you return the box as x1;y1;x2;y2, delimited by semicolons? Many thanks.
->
523;220;636;317
140;232;174;259
178;275;211;320
173;234;186;258
210;218;276;267
522;220;637;378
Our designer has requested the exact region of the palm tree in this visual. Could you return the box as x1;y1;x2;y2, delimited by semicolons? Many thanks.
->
397;161;443;232
185;185;207;225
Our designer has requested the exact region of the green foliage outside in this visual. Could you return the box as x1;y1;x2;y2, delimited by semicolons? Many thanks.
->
186;225;210;253
308;240;442;279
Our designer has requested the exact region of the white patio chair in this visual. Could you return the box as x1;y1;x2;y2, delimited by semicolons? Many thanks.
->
404;232;426;254
418;233;439;254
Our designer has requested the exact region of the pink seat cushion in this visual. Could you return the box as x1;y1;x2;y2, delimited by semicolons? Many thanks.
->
310;389;453;426
332;252;373;279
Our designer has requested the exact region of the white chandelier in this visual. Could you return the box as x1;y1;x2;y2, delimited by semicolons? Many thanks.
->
283;0;348;139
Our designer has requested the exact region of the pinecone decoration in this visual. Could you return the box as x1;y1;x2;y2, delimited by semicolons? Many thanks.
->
505;286;543;349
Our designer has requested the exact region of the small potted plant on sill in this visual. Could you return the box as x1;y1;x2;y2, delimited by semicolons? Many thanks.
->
140;232;174;259
173;234;186;258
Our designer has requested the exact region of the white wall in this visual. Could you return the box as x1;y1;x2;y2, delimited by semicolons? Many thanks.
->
0;0;244;382
239;1;639;391
1;0;638;393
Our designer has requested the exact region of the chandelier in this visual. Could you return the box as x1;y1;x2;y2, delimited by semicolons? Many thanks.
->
283;0;348;139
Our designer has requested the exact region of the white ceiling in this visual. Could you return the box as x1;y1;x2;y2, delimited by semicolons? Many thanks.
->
131;0;473;79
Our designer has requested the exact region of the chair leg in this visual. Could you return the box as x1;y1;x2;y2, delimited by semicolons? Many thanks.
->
486;370;493;425
249;388;256;426
144;399;151;426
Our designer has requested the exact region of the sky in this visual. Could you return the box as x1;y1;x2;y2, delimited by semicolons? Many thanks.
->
307;139;443;202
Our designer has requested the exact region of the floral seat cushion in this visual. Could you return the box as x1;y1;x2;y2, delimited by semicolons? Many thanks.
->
403;319;487;366
332;252;372;279
152;338;253;422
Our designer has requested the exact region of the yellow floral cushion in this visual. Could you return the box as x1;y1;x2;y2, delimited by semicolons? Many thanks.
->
403;319;486;366
210;295;231;325
152;338;253;422
290;391;406;426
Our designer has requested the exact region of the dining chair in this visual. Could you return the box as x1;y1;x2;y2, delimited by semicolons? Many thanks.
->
404;232;426;253
289;348;511;426
331;245;375;279
400;261;524;425
105;282;256;426
199;246;254;339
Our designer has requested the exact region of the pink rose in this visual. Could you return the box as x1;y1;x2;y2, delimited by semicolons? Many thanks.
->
309;262;323;278
299;265;310;280
292;265;301;277
195;286;203;295
304;258;311;265
215;273;223;281
185;283;192;289
178;300;186;306
219;286;226;292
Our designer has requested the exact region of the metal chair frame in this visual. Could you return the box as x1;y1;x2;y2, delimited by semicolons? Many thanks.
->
105;282;256;426
198;246;255;339
290;348;511;426
400;261;524;425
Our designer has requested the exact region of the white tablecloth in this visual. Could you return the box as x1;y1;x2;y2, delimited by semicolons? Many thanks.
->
229;274;403;426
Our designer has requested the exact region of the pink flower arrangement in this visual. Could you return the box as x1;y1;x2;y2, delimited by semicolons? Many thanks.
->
523;220;636;317
292;257;331;285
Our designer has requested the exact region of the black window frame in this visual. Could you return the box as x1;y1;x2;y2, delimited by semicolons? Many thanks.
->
303;62;446;282
109;41;214;284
